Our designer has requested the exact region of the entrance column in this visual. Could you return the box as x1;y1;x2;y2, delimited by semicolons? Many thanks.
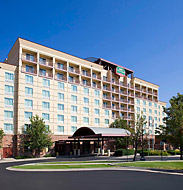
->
97;138;100;155
101;138;104;155
107;137;110;157
74;139;77;156
78;138;80;156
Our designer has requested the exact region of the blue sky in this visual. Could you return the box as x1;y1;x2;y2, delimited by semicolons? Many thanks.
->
0;0;182;104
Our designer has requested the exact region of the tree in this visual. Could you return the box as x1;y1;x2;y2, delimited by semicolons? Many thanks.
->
156;93;183;160
0;129;5;159
24;115;53;157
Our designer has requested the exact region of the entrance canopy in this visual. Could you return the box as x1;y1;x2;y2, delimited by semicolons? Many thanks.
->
70;127;131;139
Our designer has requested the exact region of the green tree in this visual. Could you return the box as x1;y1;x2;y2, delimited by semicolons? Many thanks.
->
156;93;183;160
24;115;53;157
0;129;5;159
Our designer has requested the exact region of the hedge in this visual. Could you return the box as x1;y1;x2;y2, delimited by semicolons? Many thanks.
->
115;149;135;156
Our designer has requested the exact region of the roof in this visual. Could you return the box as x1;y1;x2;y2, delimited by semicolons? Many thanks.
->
134;77;160;87
71;127;131;138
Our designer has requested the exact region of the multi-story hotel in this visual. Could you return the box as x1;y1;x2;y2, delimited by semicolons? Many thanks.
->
0;38;166;157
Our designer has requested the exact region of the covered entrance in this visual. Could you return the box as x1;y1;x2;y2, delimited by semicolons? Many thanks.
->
55;127;130;156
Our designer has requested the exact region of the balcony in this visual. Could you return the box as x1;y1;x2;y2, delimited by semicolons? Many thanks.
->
135;94;141;98
39;58;53;68
128;85;134;90
128;93;134;97
22;54;37;64
69;78;80;85
120;108;128;112
112;80;119;86
153;92;158;96
103;77;111;83
55;75;67;82
103;87;111;92
142;88;147;93
120;91;128;96
93;84;101;89
135;87;141;91
128;109;135;113
55;64;67;72
39;72;53;79
21;67;37;75
142;96;147;100
82;71;91;78
121;116;128;120
120;82;128;88
128;100;134;105
148;91;153;95
112;106;120;110
112;97;119;102
103;96;111;101
148;98;153;101
103;105;111;109
82;82;91;87
120;99;128;104
69;67;80;75
128;116;134;120
112;89;119;94
92;74;101;81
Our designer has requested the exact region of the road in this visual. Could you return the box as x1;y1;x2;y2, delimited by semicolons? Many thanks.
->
0;156;183;190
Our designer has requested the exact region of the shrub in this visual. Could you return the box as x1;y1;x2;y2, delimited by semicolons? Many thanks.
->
115;149;135;156
15;155;35;159
140;150;170;156
167;150;181;155
43;154;54;157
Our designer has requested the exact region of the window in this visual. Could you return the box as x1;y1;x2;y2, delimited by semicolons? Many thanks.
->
43;79;50;88
71;126;77;133
4;98;13;107
42;101;49;110
155;124;157;128
143;101;146;106
154;103;157;108
45;125;49;131
25;75;33;84
159;118;161;122
149;102;152;107
95;90;100;97
4;123;13;133
24;111;32;120
83;107;89;115
25;87;33;96
4;111;13;119
137;107;140;113
95;108;100;116
71;105;77;113
162;112;165;116
92;73;96;78
57;126;64;133
71;85;77;92
58;104;64;112
39;57;46;64
5;85;14;94
105;119;109;125
158;105;160;109
159;112;160;116
58;82;64;90
155;117;157;121
69;76;74;82
57;73;64;80
105;110;109;117
42;90;50;99
71;95;77;103
143;115;146;120
92;82;96;88
58;115;64;123
39;69;46;76
95;99;100;107
149;109;152;114
83;97;89;105
149;116;152;121
71;116;77;123
58;93;64;100
154;110;157;115
83;117;89;124
57;63;64;69
143;108;146;113
82;70;88;76
83;87;89;95
26;65;34;73
5;72;14;82
25;99;33;109
95;118;100;125
82;79;88;85
136;99;140;105
69;66;74;72
42;113;49;121
103;102;108;108
26;54;34;61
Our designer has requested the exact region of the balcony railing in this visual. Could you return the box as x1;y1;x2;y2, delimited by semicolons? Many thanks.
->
92;75;101;80
103;105;111;109
112;97;119;102
128;100;134;104
128;117;134;120
39;72;53;78
103;96;111;100
135;94;141;98
121;116;128;120
142;89;147;93
120;82;128;87
120;99;128;104
112;115;120;119
103;78;111;83
21;67;37;75
103;87;111;92
112;89;119;94
153;92;158;96
39;60;53;68
148;91;153;94
55;75;67;82
82;72;91;78
112;80;119;85
55;64;67;71
120;91;128;96
69;78;80;84
112;106;120;110
128;85;134;89
128;93;134;97
69;67;80;75
120;108;128;112
93;84;101;89
128;109;135;113
82;82;91;87
135;87;141;91
22;54;37;63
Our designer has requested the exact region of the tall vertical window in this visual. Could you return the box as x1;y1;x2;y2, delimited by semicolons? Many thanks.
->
57;73;64;80
5;72;14;82
43;79;50;88
105;110;109;117
71;126;77;133
4;111;13;120
24;111;32;120
95;99;100;107
136;99;140;105
4;98;13;107
5;85;14;94
143;101;146;106
25;87;33;96
42;113;49;121
58;93;64;100
95;118;100;125
25;75;33;84
71;105;77;114
71;85;77;92
95;90;100;97
83;97;89;105
39;69;46;76
71;116;77;124
25;99;33;109
69;76;74;82
42;90;50;99
105;119;109;125
83;87;89;95
57;63;64;69
136;107;140;113
58;104;64;112
154;103;157;108
83;107;89;115
57;126;64;133
39;57;46;64
149;102;152;107
4;123;13;133
143;108;146;113
58;115;64;123
26;65;34;73
154;110;157;115
71;95;77;103
95;108;100;116
42;102;50;110
149;109;152;114
83;117;89;124
58;82;64;90
26;54;34;61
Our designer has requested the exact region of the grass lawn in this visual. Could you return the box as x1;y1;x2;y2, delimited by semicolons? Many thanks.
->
40;161;119;164
13;164;112;169
117;162;183;170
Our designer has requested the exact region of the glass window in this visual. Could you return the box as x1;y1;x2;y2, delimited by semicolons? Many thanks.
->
149;116;152;121
71;105;77;113
39;57;46;64
136;99;140;105
162;112;165;116
83;117;89;124
95;99;100;107
25;75;33;84
58;104;64;112
155;123;157;128
5;72;14;82
95;108;100;115
4;123;13;133
154;110;157;115
82;79;88;85
158;105;160;109
57;63;64;69
143;101;146;106
92;73;96;78
42;101;49;110
149;109;152;114
83;107;89;115
26;65;34;73
42;90;50;98
42;113;49;121
71;116;77;123
69;76;74;82
71;95;77;103
137;107;140;113
39;69;46;76
105;119;109;125
26;54;34;61
71;126;77;133
149;102;152;106
57;126;64;133
95;90;100;97
58;93;64;100
4;98;13;107
25;99;33;108
58;115;64;123
83;87;89;95
95;118;100;125
4;110;13;119
43;79;50;88
92;82;96;88
57;73;64;80
155;117;157;121
143;108;146;113
24;111;32;120
71;85;77;92
84;97;89;105
58;82;64;90
154;103;157;108
105;110;109;116
25;87;33;96
5;85;14;94
69;66;74;72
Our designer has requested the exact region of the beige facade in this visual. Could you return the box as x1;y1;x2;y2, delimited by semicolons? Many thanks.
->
0;38;166;156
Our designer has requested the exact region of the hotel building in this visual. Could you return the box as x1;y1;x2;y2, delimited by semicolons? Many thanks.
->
0;38;166;157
